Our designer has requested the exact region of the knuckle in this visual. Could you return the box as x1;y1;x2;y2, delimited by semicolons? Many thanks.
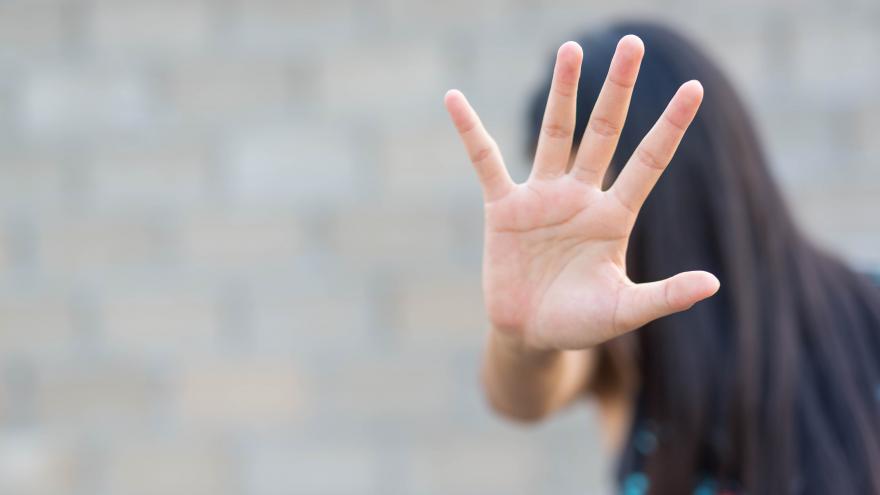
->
662;112;687;132
587;115;621;138
607;75;635;91
552;82;577;98
470;143;496;166
635;147;665;170
457;119;477;134
541;122;572;140
663;279;675;310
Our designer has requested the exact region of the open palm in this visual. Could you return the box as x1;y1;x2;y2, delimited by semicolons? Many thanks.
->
445;36;719;351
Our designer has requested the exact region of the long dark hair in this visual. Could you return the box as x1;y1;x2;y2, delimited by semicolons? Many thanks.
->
528;22;880;494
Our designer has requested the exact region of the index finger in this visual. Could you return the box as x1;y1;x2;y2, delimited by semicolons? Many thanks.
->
531;41;583;180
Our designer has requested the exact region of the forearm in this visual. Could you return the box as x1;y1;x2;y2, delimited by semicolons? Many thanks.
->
481;329;594;422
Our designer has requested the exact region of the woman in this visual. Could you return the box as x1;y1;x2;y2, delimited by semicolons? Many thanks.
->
444;23;880;494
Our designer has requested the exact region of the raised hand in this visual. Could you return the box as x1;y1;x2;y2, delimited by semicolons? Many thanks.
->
445;36;719;351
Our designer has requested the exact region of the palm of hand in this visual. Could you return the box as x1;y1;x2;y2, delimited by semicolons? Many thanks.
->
483;177;632;349
446;36;719;351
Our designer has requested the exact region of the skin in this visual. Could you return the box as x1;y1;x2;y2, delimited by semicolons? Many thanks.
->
444;36;720;424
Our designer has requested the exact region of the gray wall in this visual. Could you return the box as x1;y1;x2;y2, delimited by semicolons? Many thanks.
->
0;0;878;494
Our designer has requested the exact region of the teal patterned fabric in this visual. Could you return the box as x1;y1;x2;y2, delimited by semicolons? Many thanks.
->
620;472;648;495
621;473;728;495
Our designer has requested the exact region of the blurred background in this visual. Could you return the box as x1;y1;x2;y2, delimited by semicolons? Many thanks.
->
0;0;878;494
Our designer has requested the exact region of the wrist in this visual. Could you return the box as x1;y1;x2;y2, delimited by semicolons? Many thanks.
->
489;327;558;363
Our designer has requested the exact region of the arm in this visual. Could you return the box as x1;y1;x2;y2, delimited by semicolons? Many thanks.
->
482;330;593;422
445;36;719;421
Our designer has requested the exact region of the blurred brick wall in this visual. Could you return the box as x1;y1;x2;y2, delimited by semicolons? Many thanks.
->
0;1;878;494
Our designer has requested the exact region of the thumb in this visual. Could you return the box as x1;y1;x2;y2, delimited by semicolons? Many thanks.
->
614;271;720;333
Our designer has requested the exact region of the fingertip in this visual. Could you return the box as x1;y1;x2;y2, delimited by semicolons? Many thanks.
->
443;90;470;131
608;35;644;84
684;79;703;91
669;271;720;310
618;34;645;56
444;89;472;122
444;88;463;107
681;79;704;100
667;80;703;125
554;41;583;88
696;270;721;296
560;40;583;54
558;41;583;64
